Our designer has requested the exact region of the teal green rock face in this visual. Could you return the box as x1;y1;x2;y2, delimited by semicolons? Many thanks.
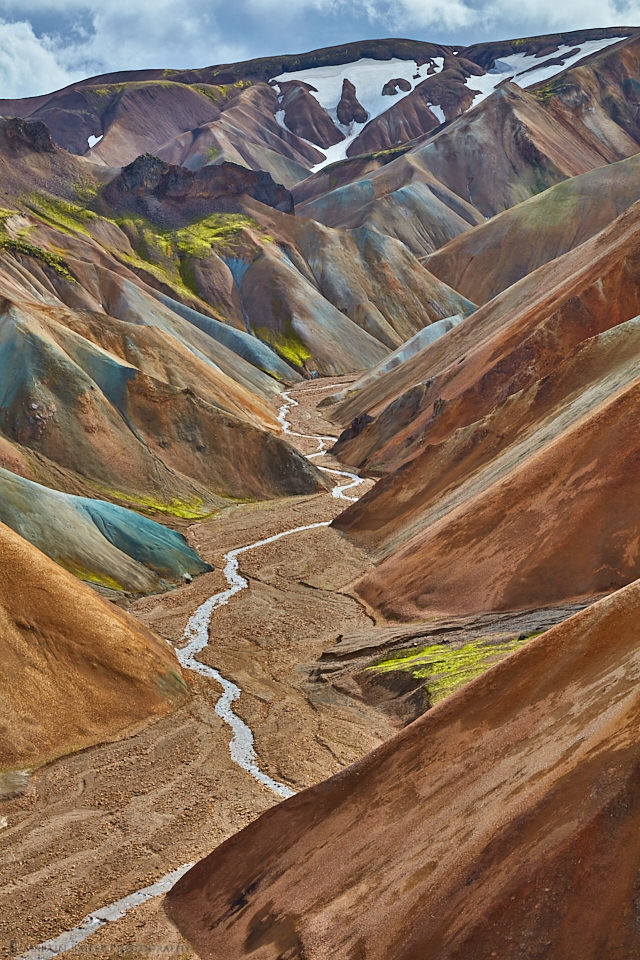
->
0;467;211;594
157;293;299;382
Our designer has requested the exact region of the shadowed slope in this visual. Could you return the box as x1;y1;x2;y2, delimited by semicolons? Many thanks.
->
166;579;640;960
0;523;188;771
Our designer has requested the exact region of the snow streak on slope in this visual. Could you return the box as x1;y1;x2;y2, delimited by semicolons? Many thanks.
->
272;57;443;170
465;36;628;106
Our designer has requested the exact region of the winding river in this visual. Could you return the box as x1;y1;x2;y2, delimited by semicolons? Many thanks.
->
20;388;365;959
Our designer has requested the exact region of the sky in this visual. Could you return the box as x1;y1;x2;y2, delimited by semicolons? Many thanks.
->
1;0;639;99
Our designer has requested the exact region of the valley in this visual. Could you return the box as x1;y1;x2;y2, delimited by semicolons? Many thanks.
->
2;380;392;959
2;21;640;960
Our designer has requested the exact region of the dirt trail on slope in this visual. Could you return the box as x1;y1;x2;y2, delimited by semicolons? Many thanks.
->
2;377;392;959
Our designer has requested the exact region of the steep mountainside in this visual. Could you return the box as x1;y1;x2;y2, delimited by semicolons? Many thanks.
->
427;151;640;303
330;199;640;474
0;467;211;595
336;318;640;616
0;30;634;181
6;22;640;958
0;522;188;771
327;199;640;616
293;31;640;257
167;579;640;960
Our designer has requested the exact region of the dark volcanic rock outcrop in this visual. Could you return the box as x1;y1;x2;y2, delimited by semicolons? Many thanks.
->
104;154;293;221
278;81;344;147
382;77;412;95
336;78;368;124
4;117;54;153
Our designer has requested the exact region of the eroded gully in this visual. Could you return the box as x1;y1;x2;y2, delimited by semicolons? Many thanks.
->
20;388;366;959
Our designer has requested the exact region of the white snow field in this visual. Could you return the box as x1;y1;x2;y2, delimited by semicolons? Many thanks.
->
271;37;628;169
272;57;443;170
464;36;628;107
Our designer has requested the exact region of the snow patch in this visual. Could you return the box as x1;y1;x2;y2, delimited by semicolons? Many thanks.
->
87;134;103;148
428;103;446;125
465;37;628;108
272;57;443;171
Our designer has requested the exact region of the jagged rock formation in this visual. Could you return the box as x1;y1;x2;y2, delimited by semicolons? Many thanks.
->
104;154;294;219
336;79;368;124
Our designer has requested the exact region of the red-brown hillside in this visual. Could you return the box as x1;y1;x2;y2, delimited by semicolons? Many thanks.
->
427;151;640;304
340;320;640;617
167;578;640;960
331;199;640;475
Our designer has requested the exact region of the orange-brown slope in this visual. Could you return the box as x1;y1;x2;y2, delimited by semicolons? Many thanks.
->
427;151;640;304
167;578;640;960
0;522;187;771
339;320;640;618
330;199;640;475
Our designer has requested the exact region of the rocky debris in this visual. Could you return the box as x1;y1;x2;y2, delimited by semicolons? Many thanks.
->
5;397;57;444
331;413;374;451
308;600;591;726
382;78;412;96
105;154;294;220
3;117;54;153
336;79;368;125
278;81;345;148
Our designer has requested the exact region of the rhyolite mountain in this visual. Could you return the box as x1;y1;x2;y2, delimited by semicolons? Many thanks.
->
328;196;640;617
4;23;640;959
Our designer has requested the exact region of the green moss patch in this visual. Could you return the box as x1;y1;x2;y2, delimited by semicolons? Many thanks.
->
368;631;544;707
192;79;253;105
95;486;214;520
59;560;126;592
254;323;312;368
24;194;102;238
174;213;271;258
0;236;77;282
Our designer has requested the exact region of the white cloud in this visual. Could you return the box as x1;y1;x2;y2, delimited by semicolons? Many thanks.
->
0;0;639;100
0;3;248;99
0;18;80;98
478;0;640;32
